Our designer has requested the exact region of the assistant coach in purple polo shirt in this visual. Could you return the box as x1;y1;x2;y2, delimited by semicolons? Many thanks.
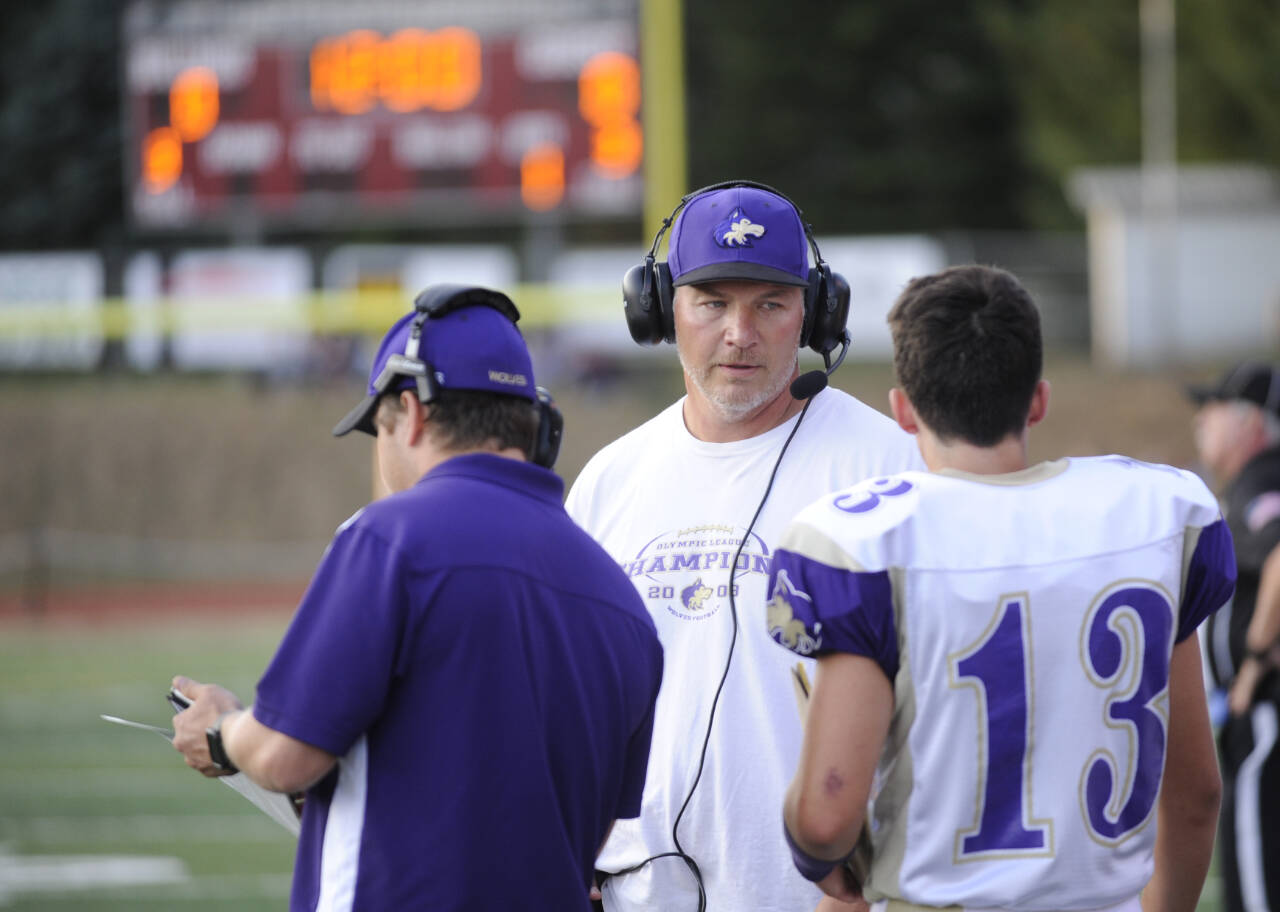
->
172;284;664;912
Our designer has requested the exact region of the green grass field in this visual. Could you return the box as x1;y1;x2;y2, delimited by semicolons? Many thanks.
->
0;611;1227;911
0;616;298;910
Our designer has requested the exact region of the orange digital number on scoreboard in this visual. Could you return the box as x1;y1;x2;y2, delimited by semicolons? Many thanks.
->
170;66;220;142
578;51;642;178
520;143;565;211
310;27;482;115
142;126;183;193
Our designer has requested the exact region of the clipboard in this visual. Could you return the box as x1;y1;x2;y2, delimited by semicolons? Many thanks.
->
102;691;303;837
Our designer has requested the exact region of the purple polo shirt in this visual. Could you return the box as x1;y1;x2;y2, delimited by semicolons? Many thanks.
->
253;454;663;912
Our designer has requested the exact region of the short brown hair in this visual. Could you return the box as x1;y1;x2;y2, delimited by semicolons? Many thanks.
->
887;265;1042;446
375;389;539;457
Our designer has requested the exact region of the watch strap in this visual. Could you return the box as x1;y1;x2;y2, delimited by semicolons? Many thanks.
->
206;711;240;774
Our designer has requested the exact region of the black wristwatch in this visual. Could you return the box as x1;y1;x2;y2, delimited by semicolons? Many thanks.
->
206;711;240;774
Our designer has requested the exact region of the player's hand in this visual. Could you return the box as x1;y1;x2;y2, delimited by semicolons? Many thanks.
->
1228;657;1265;716
814;863;868;912
816;897;870;912
170;674;243;777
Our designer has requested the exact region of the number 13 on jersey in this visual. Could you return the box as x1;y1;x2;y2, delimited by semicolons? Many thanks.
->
947;581;1175;860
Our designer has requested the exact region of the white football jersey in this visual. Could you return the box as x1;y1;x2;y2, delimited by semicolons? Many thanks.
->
769;456;1235;911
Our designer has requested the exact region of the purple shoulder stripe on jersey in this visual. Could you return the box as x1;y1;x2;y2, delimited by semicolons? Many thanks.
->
1178;517;1237;642
767;549;897;680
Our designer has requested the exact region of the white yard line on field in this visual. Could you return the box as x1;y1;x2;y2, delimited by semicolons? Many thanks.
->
0;850;186;904
2;814;289;845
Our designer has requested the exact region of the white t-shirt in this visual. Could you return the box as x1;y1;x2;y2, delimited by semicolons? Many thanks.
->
769;456;1235;911
566;387;923;912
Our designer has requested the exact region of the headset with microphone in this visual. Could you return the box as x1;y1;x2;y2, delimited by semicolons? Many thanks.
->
789;327;851;401
603;186;853;910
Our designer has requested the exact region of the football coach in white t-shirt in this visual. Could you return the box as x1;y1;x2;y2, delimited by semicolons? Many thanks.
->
566;181;922;911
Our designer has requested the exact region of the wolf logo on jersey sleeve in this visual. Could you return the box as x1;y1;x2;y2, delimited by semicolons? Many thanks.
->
768;457;1236;911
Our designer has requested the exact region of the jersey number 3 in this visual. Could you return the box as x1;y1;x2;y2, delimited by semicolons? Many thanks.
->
949;583;1174;857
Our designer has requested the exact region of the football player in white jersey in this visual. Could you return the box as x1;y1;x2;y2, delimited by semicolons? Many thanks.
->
768;264;1236;912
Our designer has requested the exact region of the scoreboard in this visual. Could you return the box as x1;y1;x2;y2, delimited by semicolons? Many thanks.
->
123;0;643;230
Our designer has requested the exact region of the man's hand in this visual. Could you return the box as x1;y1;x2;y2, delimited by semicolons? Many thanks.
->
170;674;244;777
814;864;868;912
1228;655;1266;716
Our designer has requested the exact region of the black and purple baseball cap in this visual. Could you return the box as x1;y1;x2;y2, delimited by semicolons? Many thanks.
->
667;185;810;288
333;295;536;437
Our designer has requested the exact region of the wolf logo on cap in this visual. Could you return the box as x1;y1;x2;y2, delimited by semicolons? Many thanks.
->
717;208;766;248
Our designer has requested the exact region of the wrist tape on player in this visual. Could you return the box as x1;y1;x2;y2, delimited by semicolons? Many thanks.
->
783;816;853;883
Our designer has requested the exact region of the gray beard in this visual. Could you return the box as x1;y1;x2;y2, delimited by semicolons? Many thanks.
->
678;350;798;424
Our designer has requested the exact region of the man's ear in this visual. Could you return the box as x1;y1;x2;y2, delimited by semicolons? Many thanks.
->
400;390;429;444
1027;379;1051;429
889;388;919;435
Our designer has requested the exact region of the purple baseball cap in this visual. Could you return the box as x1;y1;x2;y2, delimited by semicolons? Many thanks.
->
667;185;810;287
333;293;536;437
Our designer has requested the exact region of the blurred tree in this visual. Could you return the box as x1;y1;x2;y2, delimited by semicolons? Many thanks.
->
1178;0;1280;165
684;0;1280;233
981;0;1280;227
0;0;125;249
979;0;1143;228
683;0;1035;232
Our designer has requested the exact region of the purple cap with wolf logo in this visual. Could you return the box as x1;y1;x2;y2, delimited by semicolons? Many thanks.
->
667;185;810;288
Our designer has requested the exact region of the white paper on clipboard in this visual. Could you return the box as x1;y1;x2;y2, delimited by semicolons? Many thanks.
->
101;702;302;837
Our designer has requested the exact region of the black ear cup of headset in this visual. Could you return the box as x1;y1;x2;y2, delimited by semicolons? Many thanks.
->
622;259;675;345
803;267;851;356
532;388;564;470
621;181;851;356
403;284;563;470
